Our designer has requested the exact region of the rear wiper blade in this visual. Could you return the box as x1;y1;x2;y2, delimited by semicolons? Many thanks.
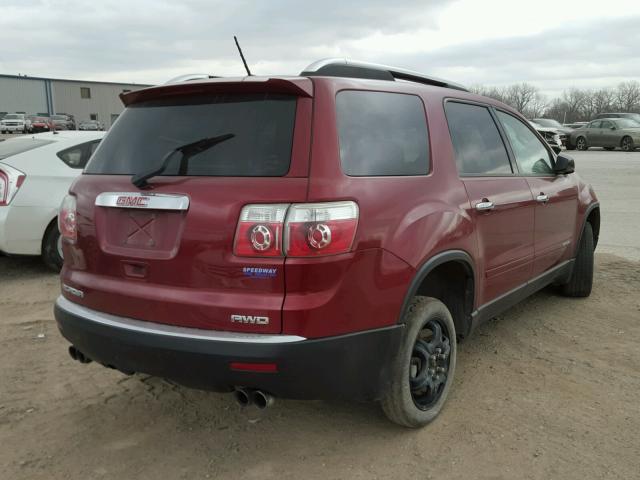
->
131;133;235;188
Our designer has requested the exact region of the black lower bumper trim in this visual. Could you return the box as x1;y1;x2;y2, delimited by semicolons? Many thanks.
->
54;301;403;401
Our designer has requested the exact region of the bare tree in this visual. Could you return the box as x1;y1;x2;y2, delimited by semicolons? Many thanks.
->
523;92;547;119
614;81;640;112
504;83;538;113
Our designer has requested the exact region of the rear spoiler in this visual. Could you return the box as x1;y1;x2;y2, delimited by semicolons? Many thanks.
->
120;77;313;106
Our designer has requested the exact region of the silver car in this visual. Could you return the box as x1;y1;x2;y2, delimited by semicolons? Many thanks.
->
567;118;640;152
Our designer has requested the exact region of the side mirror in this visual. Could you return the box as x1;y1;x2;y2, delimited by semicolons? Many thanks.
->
554;153;575;174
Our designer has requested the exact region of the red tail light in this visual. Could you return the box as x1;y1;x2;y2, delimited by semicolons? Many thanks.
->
285;202;359;257
234;201;359;258
58;195;77;242
0;164;26;206
234;204;289;257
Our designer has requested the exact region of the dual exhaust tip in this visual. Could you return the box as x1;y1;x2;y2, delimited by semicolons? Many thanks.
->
234;388;274;409
68;346;92;364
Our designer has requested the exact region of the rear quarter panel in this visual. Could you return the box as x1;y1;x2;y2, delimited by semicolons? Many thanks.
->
283;78;479;337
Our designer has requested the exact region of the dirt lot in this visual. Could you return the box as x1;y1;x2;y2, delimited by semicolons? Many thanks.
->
1;151;639;480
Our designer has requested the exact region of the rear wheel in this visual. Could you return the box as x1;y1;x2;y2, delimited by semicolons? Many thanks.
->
560;222;594;297
576;137;588;151
381;297;457;427
621;136;635;152
42;221;63;272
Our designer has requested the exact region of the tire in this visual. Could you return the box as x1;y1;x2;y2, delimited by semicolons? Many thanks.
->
561;222;594;297
621;136;635;152
604;146;615;151
576;137;588;151
381;296;457;428
42;221;63;272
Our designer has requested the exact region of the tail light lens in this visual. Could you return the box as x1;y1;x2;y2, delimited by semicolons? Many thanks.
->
234;201;359;258
285;201;359;257
234;204;289;257
0;164;26;206
58;194;77;242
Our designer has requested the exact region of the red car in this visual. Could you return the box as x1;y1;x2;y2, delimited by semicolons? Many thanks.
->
54;59;600;427
28;116;54;133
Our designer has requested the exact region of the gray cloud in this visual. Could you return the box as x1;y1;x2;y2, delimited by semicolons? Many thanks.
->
0;0;638;98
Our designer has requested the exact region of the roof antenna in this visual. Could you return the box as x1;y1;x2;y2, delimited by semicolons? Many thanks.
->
234;35;252;76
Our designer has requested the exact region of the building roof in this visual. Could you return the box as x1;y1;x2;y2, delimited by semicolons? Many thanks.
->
0;73;152;88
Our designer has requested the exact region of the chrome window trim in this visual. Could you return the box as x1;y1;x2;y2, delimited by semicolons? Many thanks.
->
95;192;190;210
56;296;306;344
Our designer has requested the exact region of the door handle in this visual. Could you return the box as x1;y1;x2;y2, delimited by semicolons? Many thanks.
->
475;200;495;211
536;193;549;203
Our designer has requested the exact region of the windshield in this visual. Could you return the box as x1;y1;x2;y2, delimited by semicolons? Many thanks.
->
534;118;562;128
4;114;23;120
615;119;640;128
85;93;297;177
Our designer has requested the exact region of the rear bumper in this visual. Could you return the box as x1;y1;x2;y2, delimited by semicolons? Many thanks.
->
54;296;403;401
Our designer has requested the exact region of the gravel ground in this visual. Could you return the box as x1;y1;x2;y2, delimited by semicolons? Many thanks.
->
0;149;639;480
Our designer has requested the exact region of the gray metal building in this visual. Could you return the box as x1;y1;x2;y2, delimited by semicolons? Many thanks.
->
0;74;151;128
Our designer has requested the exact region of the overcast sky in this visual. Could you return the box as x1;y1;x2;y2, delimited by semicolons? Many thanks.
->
1;0;638;99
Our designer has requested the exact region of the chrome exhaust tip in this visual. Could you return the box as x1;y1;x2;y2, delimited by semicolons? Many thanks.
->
251;390;274;409
233;388;251;407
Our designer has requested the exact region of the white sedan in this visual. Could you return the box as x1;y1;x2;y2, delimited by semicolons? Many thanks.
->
0;131;105;270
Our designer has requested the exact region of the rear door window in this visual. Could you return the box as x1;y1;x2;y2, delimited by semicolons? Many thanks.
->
336;91;429;176
496;111;553;175
444;101;512;175
85;94;297;177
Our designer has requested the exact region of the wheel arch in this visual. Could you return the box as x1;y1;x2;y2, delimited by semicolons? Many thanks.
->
397;250;475;339
576;203;600;256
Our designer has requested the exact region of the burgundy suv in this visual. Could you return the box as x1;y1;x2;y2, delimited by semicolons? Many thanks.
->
54;59;600;427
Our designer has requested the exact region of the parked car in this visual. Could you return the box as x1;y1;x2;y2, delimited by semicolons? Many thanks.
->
28;116;54;133
567;118;640;151
78;120;104;131
1;113;31;134
529;121;564;152
532;118;573;138
0;131;105;270
51;114;75;131
53;59;600;427
564;122;588;129
594;112;640;123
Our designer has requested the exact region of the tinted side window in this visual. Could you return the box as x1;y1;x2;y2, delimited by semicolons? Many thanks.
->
600;120;613;129
496;111;553;175
336;91;429;176
444;102;512;175
589;121;601;129
57;140;101;169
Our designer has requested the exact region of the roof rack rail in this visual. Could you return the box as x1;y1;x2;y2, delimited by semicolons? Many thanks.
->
300;58;468;92
164;73;219;85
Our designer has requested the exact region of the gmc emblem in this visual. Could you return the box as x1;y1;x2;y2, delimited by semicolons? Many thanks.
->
116;196;149;207
230;314;270;325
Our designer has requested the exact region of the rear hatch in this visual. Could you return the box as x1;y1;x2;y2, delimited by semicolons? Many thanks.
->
63;78;313;333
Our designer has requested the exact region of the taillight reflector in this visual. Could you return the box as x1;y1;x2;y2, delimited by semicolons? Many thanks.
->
229;362;278;373
58;194;77;242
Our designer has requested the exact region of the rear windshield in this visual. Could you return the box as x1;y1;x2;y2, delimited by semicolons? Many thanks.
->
85;93;297;177
0;139;54;160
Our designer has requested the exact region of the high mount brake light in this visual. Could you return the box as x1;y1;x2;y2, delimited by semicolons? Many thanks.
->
0;164;26;206
58;195;77;242
233;201;359;258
